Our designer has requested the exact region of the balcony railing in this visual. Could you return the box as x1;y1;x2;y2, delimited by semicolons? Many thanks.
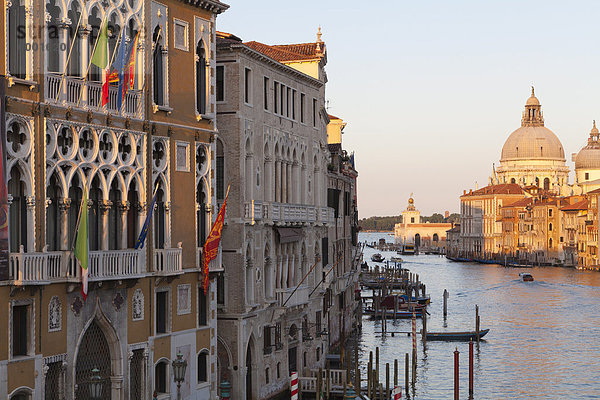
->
243;201;335;226
153;244;183;275
276;285;311;308
9;248;145;284
45;74;142;119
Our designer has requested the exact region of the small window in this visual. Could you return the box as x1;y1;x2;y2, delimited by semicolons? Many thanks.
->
155;361;168;394
12;304;30;357
217;273;225;305
312;98;317;127
156;290;169;334
286;87;291;117
280;85;285;115
197;350;208;383
316;347;320;362
549;209;553;217
411;217;415;223
292;90;296;120
263;77;269;110
274;82;279;114
585;172;590;180
175;141;190;172
198;288;207;326
244;68;251;104
173;19;189;51
216;66;224;102
263;325;272;354
300;93;305;123
549;223;553;231
276;362;281;379
265;368;270;384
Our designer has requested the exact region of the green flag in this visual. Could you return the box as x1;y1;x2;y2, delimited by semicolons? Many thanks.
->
74;187;89;299
91;20;108;69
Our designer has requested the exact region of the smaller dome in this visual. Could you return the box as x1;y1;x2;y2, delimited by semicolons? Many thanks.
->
575;121;600;170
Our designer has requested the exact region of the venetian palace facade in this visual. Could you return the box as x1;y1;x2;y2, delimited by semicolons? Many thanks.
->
454;89;600;268
215;31;360;399
1;0;228;399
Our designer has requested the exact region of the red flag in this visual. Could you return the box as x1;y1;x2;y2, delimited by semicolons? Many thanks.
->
202;186;230;293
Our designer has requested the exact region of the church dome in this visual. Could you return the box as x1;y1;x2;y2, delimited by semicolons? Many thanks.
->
575;121;600;169
500;88;566;162
500;126;565;161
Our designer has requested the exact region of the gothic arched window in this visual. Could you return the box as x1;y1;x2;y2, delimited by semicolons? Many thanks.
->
196;41;207;115
46;174;61;251
544;177;550;191
67;3;82;77
8;166;27;252
153;184;165;249
8;0;27;79
153;26;165;106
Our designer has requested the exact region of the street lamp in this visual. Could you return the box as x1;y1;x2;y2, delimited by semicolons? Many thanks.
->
89;367;103;400
172;351;188;400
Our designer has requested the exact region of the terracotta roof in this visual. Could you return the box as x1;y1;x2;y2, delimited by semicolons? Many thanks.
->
505;198;533;208
244;41;323;62
462;183;524;197
561;199;588;211
216;31;242;42
328;114;341;120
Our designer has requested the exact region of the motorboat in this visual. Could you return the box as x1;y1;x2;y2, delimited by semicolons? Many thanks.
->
390;256;403;263
519;272;534;282
371;253;385;262
402;244;416;255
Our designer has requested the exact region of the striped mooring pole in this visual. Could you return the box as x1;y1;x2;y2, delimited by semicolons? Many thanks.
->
291;371;299;400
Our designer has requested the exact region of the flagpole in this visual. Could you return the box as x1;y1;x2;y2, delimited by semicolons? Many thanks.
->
96;28;125;112
70;185;87;251
54;11;84;104
75;18;106;108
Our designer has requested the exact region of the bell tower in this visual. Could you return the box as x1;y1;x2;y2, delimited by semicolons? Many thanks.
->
521;86;544;127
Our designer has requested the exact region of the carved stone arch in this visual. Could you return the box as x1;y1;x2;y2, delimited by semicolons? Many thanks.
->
127;171;145;197
47;167;67;198
87;167;109;200
73;297;123;399
65;161;88;192
153;173;170;203
7;159;34;197
8;386;34;399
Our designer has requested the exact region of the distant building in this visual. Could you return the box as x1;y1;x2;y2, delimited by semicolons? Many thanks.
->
394;197;451;250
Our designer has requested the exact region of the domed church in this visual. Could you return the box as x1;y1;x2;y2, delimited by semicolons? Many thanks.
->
494;88;569;191
574;121;600;192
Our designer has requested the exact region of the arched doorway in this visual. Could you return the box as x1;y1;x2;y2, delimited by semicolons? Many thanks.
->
414;234;421;249
75;320;112;399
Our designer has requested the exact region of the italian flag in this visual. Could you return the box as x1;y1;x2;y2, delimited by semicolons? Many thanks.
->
74;188;89;300
91;19;110;107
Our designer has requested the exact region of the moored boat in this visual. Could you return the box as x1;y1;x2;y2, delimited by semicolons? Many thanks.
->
390;256;403;263
425;328;490;341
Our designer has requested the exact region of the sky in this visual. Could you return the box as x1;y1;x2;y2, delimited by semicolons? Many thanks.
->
218;1;600;218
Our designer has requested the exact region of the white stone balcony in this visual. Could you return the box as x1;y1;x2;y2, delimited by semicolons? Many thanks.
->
197;246;224;273
276;285;311;308
153;244;183;275
45;73;142;119
244;201;335;226
9;248;146;284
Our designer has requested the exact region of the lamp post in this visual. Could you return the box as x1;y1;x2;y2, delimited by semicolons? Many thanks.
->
89;367;103;400
172;351;188;400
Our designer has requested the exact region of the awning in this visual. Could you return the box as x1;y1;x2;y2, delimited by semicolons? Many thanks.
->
275;227;304;244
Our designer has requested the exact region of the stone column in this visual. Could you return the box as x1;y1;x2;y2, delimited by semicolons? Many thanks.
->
26;196;35;252
164;201;171;248
99;200;112;251
58;198;71;251
137;202;147;243
118;201;130;249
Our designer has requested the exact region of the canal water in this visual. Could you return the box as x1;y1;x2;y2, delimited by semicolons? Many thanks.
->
357;232;600;399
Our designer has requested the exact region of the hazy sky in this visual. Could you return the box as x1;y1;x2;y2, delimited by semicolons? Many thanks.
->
218;1;600;218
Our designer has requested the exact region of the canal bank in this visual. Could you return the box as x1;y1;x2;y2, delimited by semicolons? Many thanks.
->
356;232;600;400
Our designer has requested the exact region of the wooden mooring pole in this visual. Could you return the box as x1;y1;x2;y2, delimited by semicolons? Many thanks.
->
469;339;474;397
355;345;360;395
386;362;390;400
405;353;409;395
454;348;459;400
394;358;398;387
475;305;480;343
443;289;448;317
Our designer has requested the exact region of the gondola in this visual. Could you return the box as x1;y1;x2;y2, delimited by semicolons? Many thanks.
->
425;328;489;341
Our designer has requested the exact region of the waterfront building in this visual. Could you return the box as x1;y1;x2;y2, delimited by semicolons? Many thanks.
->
394;197;451;250
1;0;228;398
560;197;588;266
215;30;359;399
494;88;569;193
459;184;527;258
445;224;461;257
325;114;361;348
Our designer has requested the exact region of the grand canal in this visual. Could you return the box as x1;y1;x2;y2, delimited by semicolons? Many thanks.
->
357;232;600;399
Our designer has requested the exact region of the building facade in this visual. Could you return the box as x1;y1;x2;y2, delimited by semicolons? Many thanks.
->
394;197;451;250
1;0;228;398
215;30;358;399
